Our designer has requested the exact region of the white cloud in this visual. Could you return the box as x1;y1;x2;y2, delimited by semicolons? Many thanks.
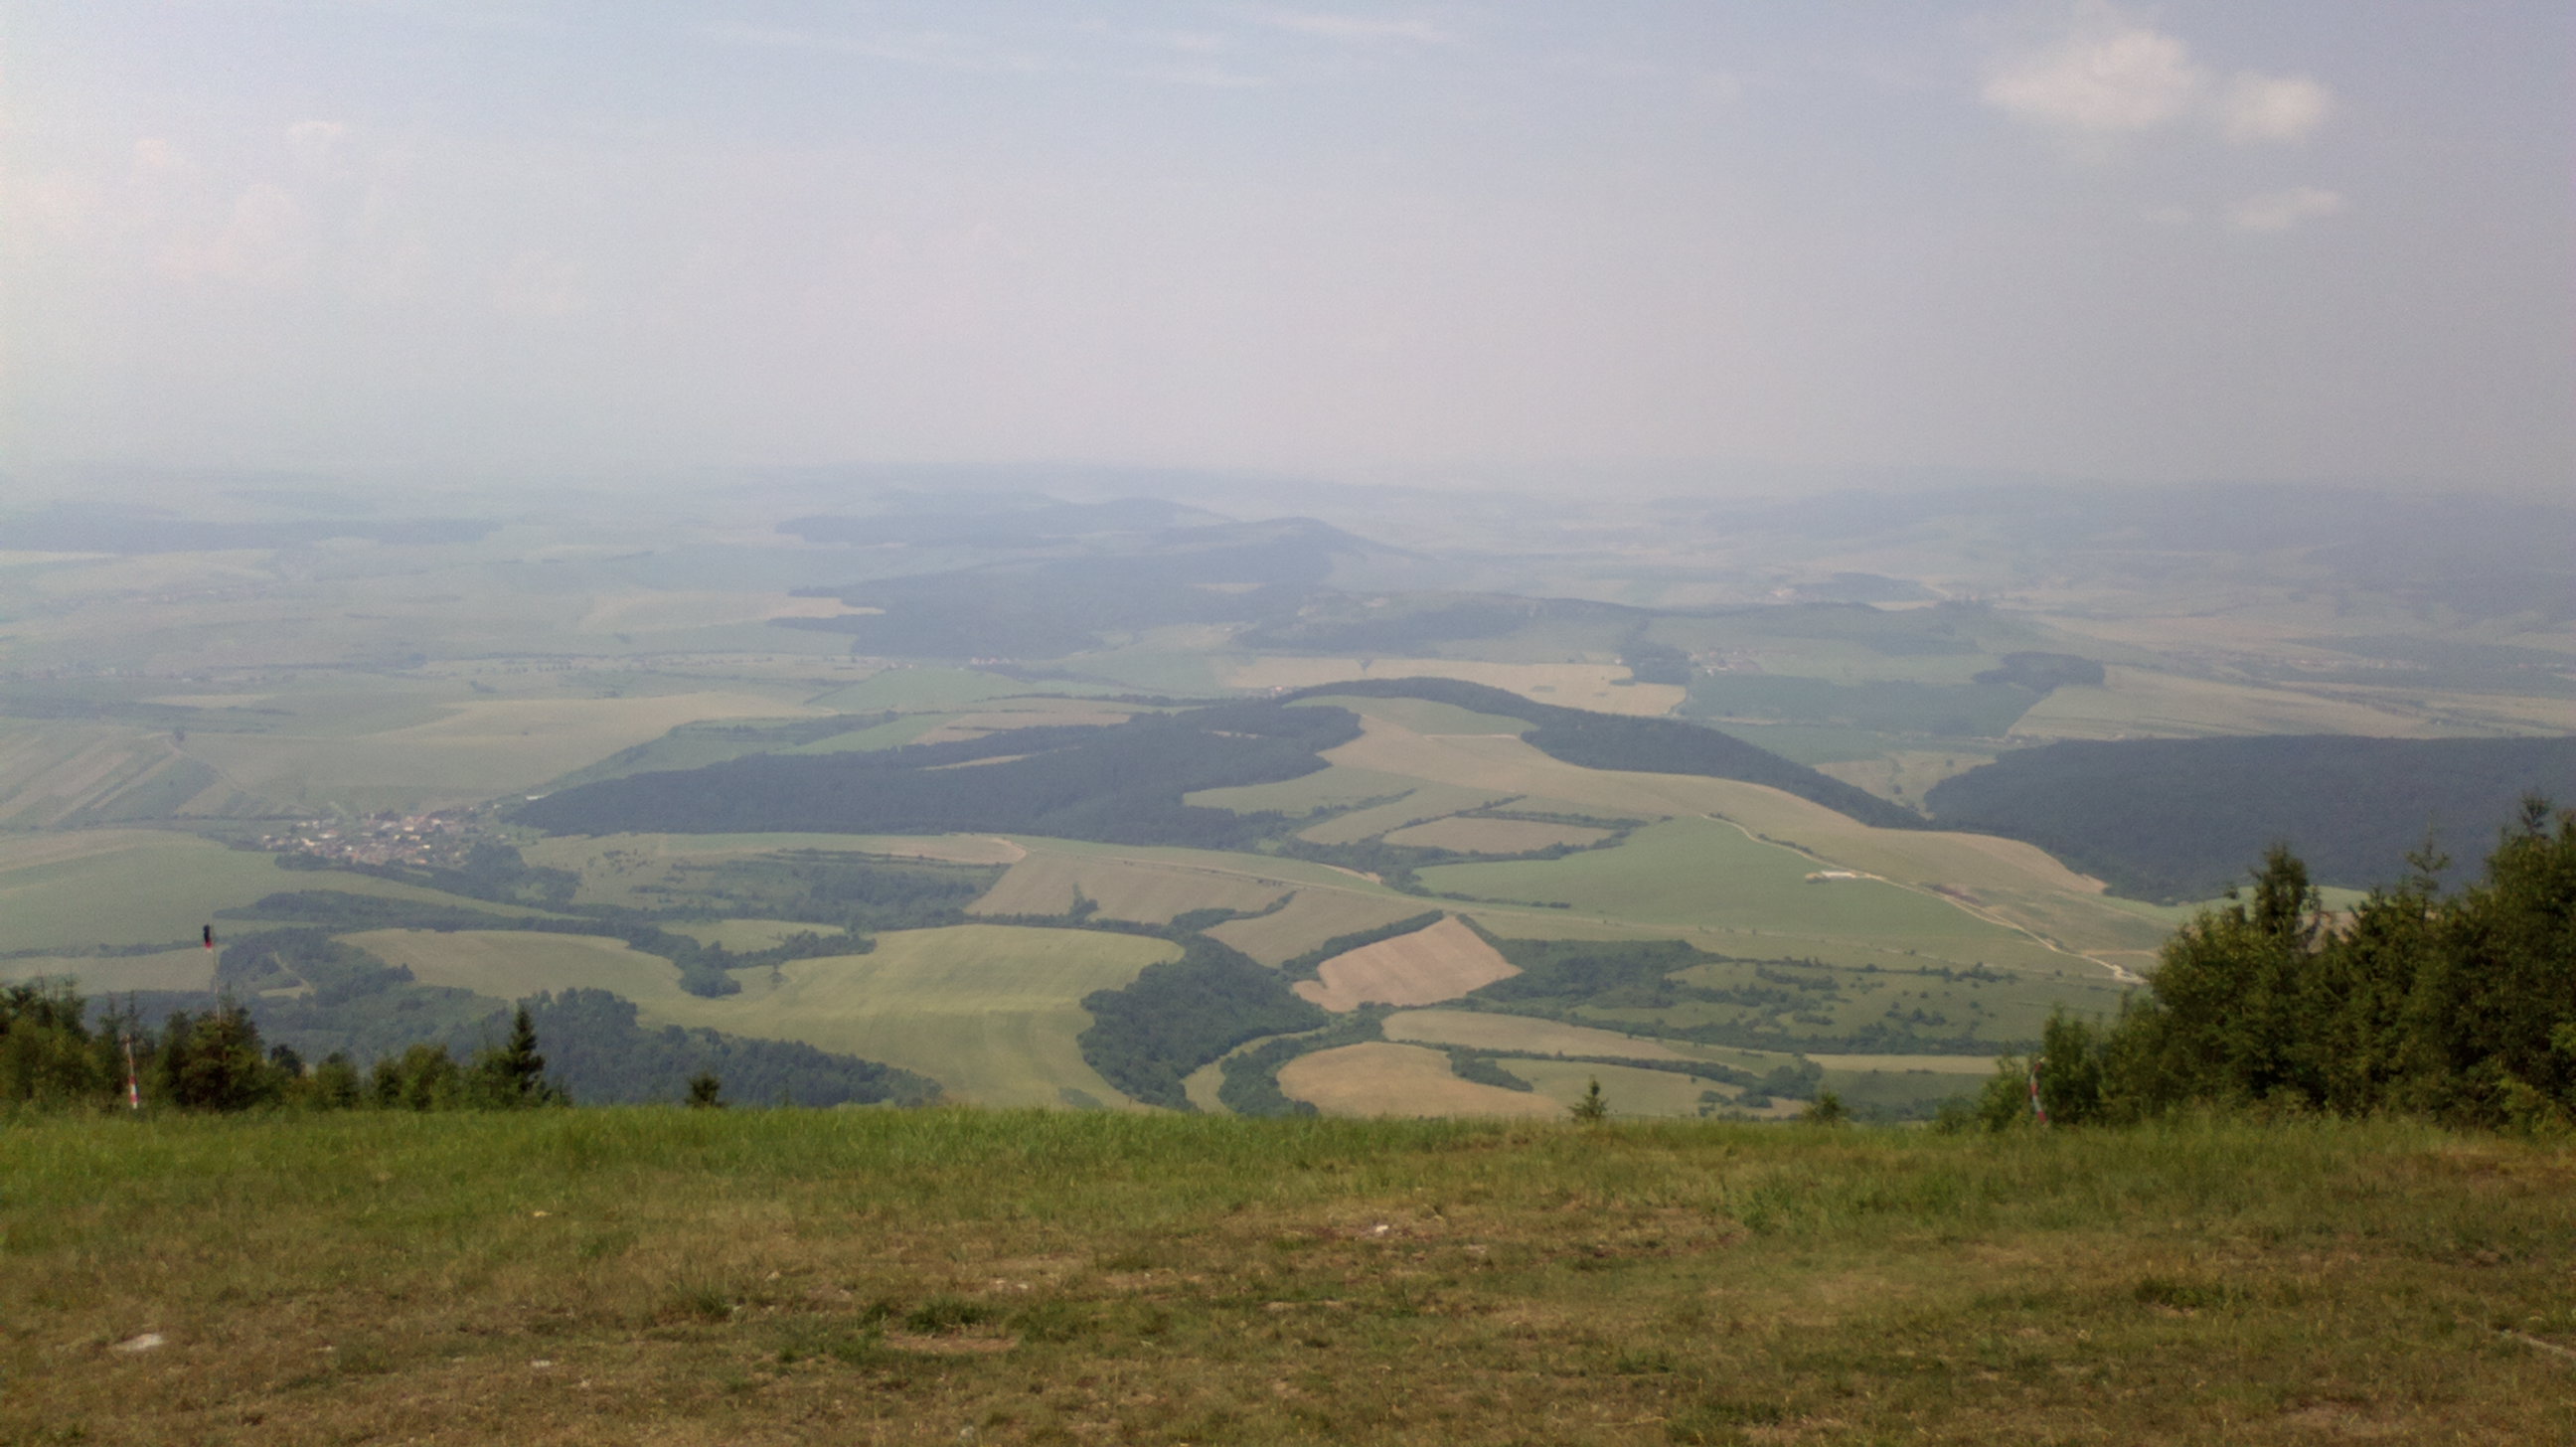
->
1983;6;2333;147
2228;186;2345;233
1983;16;2204;133
2214;73;2332;144
1246;10;1451;46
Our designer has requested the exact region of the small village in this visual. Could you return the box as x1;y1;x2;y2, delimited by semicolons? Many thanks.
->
257;811;490;871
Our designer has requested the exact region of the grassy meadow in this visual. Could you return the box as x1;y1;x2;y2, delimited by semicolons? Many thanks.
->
5;1110;2571;1446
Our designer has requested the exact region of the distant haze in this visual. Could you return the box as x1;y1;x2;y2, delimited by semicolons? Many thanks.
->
3;1;2569;494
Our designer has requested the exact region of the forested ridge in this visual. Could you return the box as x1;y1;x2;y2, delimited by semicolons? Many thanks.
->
1925;733;2576;898
1277;678;1926;828
515;702;1360;847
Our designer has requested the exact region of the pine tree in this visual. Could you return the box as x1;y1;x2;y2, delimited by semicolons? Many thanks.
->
470;1006;560;1107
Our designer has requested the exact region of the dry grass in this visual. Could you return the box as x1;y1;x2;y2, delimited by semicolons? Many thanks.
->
5;1112;2570;1446
1204;891;1437;967
1276;1043;1567;1119
969;853;1289;925
1291;917;1520;1012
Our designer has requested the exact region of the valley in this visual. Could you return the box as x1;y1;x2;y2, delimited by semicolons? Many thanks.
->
4;476;2568;1119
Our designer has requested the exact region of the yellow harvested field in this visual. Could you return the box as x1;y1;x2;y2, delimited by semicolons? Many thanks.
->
969;851;1288;924
1292;916;1519;1011
188;692;816;811
1204;889;1438;965
1276;1043;1563;1118
1381;1009;1773;1068
1380;817;1611;853
1219;659;1685;716
2010;667;2452;740
346;930;687;1005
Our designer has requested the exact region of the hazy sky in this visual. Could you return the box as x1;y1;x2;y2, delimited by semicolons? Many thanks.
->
4;1;2569;492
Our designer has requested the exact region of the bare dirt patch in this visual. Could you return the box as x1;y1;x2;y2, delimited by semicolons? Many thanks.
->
1292;915;1520;1011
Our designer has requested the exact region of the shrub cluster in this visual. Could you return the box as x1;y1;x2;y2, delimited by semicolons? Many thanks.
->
1972;799;2576;1132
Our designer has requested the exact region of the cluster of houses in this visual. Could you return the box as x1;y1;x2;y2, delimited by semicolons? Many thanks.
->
257;812;482;870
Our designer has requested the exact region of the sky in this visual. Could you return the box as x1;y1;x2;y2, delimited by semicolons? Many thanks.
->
3;1;2570;494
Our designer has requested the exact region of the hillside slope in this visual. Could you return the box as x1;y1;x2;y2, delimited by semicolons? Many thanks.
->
1925;733;2576;898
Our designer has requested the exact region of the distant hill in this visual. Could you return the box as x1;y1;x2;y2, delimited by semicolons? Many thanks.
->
1924;734;2576;899
515;679;1921;844
774;517;1400;658
514;700;1361;848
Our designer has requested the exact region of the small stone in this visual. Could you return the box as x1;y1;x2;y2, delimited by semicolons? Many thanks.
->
531;1359;555;1369
110;1333;164;1354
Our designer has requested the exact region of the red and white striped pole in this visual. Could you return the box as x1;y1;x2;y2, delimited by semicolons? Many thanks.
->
124;1033;141;1111
2027;1061;2048;1126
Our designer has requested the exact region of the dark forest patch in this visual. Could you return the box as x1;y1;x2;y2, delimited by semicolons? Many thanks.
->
1924;733;2576;899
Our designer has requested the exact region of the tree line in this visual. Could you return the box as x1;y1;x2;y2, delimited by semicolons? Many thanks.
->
1982;798;2575;1131
1;985;560;1112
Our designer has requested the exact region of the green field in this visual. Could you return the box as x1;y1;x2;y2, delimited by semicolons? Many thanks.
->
644;923;1177;1109
9;1111;2571;1445
349;929;689;1005
0;831;296;951
5;482;2562;1133
1419;816;2025;949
